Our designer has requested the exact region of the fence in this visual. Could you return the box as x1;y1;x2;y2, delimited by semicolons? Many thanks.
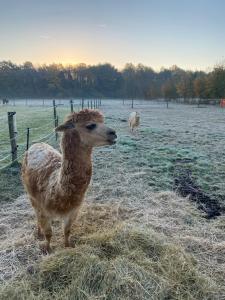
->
0;98;104;108
3;96;221;170
0;99;102;170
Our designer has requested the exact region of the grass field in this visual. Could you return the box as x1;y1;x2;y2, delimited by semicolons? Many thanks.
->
0;100;225;299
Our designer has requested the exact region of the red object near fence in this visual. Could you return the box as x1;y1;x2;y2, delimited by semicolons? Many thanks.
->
220;99;225;107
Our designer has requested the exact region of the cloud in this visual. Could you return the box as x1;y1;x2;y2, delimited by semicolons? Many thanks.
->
97;24;107;29
39;35;51;40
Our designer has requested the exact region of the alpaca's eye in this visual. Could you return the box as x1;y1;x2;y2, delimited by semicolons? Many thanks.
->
86;123;97;130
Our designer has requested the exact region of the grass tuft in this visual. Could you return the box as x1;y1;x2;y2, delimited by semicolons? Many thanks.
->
0;224;216;300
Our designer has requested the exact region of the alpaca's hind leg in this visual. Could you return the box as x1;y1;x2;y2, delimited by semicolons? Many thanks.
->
63;209;79;247
38;214;52;253
37;223;43;239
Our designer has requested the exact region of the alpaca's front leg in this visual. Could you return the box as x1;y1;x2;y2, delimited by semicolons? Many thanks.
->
38;214;52;253
35;210;44;240
63;209;79;247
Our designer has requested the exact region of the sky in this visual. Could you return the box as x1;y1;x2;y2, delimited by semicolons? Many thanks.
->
0;0;225;71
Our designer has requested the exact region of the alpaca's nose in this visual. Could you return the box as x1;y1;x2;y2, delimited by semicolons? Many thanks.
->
108;129;117;138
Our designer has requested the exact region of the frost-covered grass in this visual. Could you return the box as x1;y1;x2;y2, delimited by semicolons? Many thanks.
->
99;101;225;204
1;100;225;298
1;100;225;201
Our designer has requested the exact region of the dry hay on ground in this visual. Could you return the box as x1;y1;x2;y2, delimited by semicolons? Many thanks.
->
0;192;225;299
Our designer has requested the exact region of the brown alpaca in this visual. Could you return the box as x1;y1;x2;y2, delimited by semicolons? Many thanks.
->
22;109;117;252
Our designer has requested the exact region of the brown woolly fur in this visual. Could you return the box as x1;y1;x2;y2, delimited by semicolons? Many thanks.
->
66;109;104;124
21;109;117;252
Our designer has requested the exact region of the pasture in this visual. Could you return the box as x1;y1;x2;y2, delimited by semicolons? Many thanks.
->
0;100;225;299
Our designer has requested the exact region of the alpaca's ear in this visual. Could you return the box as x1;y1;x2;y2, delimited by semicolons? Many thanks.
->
55;121;75;132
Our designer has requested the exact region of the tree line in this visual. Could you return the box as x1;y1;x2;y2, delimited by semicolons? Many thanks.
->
0;61;225;101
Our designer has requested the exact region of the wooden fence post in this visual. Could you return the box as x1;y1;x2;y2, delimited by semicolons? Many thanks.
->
131;99;134;108
91;100;93;109
70;99;74;112
82;98;84;110
8;112;17;162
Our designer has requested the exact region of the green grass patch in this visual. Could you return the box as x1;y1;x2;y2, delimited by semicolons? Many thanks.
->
0;163;24;203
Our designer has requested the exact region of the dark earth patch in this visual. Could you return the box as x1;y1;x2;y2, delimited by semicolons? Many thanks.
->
173;166;223;219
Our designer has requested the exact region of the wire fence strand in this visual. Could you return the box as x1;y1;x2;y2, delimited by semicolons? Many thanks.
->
0;132;56;170
0;116;7;121
0;153;11;163
29;119;56;131
30;131;55;144
0;151;26;171
0;102;70;170
0;127;8;133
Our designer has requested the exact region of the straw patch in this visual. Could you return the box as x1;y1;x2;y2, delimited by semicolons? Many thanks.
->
0;225;217;300
0;193;224;299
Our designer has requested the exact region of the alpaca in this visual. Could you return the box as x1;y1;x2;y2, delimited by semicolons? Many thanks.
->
22;109;117;252
128;111;140;131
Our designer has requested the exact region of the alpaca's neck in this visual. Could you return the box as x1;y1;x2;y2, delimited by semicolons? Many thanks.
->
59;131;93;195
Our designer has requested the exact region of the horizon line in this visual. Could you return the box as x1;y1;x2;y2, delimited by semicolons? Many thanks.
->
0;59;218;73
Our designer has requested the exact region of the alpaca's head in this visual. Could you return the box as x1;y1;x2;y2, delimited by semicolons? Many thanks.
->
56;109;117;147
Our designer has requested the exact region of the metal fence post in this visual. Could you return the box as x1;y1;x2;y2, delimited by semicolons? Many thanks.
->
53;100;58;140
26;128;30;150
55;115;59;141
53;100;57;124
70;99;74;112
